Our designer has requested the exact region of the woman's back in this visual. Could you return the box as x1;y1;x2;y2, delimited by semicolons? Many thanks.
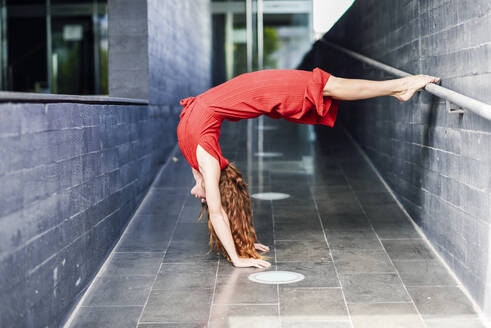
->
197;68;338;125
177;67;340;172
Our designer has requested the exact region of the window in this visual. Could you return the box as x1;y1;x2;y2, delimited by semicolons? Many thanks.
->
0;0;108;95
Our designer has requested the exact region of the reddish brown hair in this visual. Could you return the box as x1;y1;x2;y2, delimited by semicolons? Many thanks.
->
197;161;267;262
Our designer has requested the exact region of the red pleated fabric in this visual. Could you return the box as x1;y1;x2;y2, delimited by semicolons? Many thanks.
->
177;67;339;172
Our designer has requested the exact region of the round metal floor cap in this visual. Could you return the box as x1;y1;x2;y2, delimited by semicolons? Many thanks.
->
248;271;305;284
251;192;290;200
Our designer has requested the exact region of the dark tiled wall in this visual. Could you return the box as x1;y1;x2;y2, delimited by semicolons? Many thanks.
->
108;0;149;99
147;0;212;105
0;104;171;327
0;0;211;327
301;0;491;316
146;0;212;148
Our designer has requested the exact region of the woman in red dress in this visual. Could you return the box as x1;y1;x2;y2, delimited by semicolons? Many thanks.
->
177;67;440;268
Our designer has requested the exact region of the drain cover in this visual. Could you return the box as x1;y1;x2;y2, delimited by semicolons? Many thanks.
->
249;271;305;284
251;192;290;200
254;152;283;158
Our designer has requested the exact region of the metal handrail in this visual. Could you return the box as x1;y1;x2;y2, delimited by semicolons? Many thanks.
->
319;39;491;121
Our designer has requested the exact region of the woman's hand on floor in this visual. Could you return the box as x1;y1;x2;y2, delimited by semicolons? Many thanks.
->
392;74;440;102
254;243;270;252
232;257;271;268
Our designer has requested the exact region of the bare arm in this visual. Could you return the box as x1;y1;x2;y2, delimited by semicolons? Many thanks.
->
196;145;270;268
323;74;440;101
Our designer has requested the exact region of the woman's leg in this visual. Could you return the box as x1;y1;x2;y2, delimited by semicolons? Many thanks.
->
323;74;440;102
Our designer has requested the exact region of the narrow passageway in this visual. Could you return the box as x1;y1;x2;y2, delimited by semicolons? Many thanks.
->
67;118;484;328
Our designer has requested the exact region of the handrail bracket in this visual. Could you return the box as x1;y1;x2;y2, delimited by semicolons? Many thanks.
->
446;99;465;114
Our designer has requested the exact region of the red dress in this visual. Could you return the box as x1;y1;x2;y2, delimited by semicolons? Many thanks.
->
177;67;339;172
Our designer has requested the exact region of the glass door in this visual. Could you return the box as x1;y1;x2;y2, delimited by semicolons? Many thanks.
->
210;0;314;187
261;0;312;70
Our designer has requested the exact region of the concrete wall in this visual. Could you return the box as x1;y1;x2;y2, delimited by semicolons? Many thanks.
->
0;0;212;327
300;0;491;317
147;0;212;144
147;0;212;105
108;0;149;99
0;102;167;327
109;0;212;103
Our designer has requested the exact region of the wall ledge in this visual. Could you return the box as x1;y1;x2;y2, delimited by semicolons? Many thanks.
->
0;91;148;105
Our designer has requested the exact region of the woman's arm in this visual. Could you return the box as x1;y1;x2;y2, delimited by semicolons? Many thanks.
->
323;74;440;101
196;145;270;268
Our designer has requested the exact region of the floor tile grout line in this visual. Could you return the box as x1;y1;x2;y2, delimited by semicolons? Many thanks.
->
398;284;459;288
309;184;354;328
351;195;428;327
334;128;428;328
340;124;491;327
274;239;334;242
207;258;221;326
79;305;144;308
161;261;218;264
113;251;165;254
136;154;194;326
62;144;182;328
211;303;280;306
274;260;334;263
77;299;426;309
95;273;158;277
152;186;190;189
377;237;425;240
138;321;212;325
271;199;282;324
334;271;398;275
268;260;333;263
270;286;343;289
344;301;419;305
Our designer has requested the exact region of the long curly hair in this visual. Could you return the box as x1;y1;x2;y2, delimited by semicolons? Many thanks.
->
197;161;268;262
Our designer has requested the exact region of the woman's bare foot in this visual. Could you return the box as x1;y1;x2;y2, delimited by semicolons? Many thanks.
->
392;74;440;102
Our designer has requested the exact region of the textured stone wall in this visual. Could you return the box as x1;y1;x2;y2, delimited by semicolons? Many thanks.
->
147;0;212;105
147;0;212;145
108;0;149;99
300;0;491;316
0;0;212;327
0;103;168;327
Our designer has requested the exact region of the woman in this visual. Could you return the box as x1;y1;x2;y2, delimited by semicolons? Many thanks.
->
176;67;440;269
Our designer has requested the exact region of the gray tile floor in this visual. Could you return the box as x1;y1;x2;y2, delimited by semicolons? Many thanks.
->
66;118;486;328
